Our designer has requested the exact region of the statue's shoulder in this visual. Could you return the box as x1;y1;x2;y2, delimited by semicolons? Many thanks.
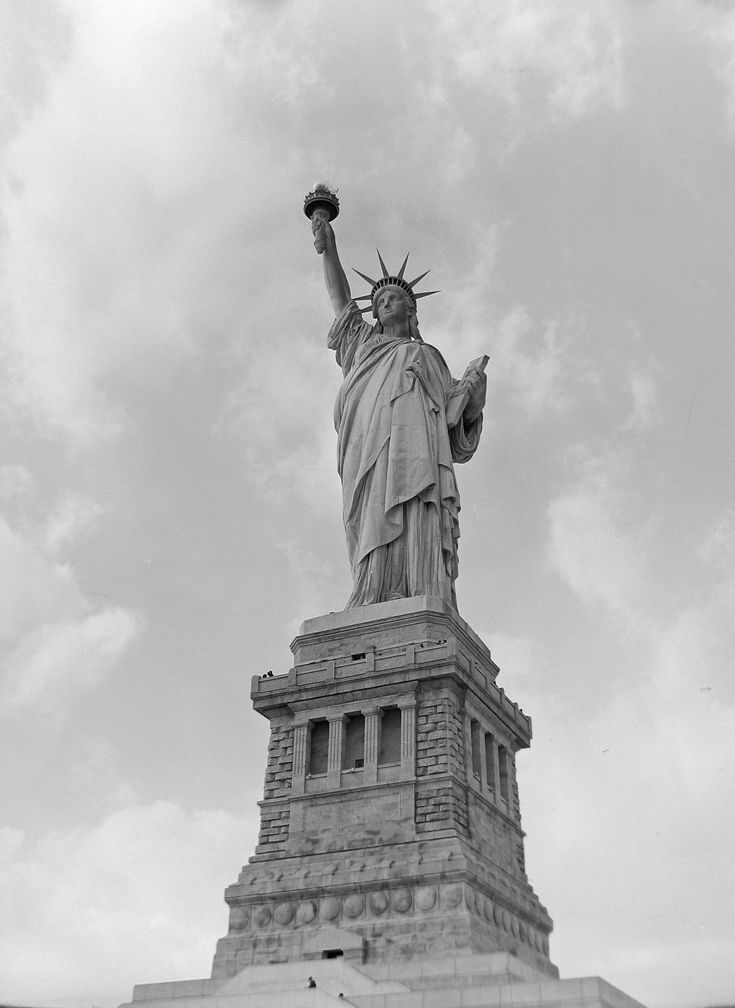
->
420;340;451;375
328;302;374;371
329;300;372;342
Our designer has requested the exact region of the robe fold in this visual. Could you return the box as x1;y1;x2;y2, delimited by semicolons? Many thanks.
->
328;301;483;609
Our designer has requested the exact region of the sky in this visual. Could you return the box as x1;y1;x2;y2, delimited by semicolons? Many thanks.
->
1;1;734;1006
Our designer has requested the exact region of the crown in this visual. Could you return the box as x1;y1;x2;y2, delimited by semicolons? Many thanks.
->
353;251;439;315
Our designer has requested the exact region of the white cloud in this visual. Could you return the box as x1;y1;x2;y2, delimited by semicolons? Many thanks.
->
527;491;735;1001
555;579;735;1001
492;306;567;415
547;447;656;625
274;539;333;634
0;0;303;447
0;464;34;500
0;801;254;1008
428;2;625;129
0;826;25;861
621;362;660;432
697;1;735;133
41;492;105;553
0;490;143;719
217;331;342;515
1;607;142;718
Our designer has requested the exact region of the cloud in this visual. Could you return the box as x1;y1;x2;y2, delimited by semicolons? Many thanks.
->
216;320;342;515
529;484;735;1002
427;2;625;132
41;491;105;553
546;447;660;626
0;488;143;718
544;452;735;845
0;0;303;447
621;362;660;432
1;608;142;718
274;539;333;633
696;1;735;132
0;801;254;1008
492;306;567;415
0;463;34;500
0;0;72;148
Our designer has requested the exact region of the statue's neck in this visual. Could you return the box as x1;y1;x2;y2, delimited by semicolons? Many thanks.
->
379;321;410;341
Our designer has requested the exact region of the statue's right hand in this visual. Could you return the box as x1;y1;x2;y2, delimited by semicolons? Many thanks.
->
311;213;334;255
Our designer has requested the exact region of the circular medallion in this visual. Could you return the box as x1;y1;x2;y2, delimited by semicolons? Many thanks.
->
274;902;294;926
369;892;389;916
297;901;316;924
502;909;511;931
344;894;365;918
320;897;340;921
493;904;503;927
253;905;271;928
483;896;494;921
511;916;520;937
391;889;412;913
415;887;436;911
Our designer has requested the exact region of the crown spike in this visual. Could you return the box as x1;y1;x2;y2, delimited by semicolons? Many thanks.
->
376;249;390;278
397;253;410;280
353;268;378;286
414;290;440;300
407;269;431;289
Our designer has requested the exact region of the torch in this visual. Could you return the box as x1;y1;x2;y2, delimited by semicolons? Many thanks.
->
304;182;340;254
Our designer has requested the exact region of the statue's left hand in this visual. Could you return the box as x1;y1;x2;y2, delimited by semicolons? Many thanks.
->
463;369;487;422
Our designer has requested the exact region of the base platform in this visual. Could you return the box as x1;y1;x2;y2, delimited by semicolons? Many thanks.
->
122;952;646;1008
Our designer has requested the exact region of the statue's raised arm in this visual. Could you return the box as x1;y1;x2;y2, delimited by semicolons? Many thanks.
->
304;183;350;318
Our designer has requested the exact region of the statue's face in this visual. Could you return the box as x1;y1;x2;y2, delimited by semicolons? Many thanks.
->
375;287;411;325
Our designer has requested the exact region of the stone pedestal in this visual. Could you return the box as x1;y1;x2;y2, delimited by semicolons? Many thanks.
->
119;597;648;1008
211;597;555;979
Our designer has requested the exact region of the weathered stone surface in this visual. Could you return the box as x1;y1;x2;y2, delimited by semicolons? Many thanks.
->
212;598;555;981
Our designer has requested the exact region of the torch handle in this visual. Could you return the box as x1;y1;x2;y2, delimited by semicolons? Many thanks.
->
311;209;329;256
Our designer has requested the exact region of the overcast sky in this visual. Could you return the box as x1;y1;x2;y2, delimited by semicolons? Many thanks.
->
1;2;734;1006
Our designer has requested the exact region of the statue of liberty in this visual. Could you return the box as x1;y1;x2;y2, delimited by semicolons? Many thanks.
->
306;185;487;610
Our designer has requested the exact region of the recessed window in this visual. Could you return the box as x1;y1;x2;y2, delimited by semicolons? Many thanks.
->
343;713;365;770
498;743;510;802
308;720;329;775
378;707;402;764
470;720;482;779
484;731;496;791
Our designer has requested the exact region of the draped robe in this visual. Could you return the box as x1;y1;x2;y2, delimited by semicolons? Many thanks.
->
328;301;483;609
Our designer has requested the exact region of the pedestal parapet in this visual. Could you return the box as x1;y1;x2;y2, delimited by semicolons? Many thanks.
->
211;597;556;981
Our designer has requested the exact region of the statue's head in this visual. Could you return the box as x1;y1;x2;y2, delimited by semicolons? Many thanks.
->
353;252;438;342
373;285;424;341
373;285;414;325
